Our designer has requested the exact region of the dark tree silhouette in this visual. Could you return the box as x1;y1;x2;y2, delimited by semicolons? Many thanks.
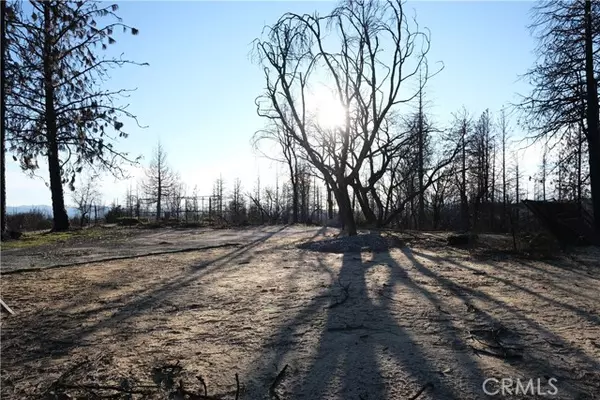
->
71;173;101;227
142;142;178;221
254;0;434;235
1;0;8;237
449;107;472;231
5;0;145;231
518;0;600;232
499;109;510;227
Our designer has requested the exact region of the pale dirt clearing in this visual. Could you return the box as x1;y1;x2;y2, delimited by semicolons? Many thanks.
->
1;226;599;399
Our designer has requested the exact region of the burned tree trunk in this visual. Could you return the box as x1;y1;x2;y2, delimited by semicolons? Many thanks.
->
43;4;69;231
584;0;600;232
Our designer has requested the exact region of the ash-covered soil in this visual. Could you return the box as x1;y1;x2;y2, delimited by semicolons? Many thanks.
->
297;231;404;253
0;225;296;273
1;226;599;399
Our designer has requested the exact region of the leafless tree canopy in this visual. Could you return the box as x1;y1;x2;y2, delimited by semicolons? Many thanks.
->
71;173;101;227
142;142;179;221
517;0;600;232
253;0;454;235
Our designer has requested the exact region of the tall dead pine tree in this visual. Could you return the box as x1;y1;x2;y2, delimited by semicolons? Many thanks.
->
142;142;178;221
5;1;145;231
519;0;600;232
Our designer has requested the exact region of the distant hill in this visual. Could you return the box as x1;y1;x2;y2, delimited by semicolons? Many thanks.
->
6;205;99;218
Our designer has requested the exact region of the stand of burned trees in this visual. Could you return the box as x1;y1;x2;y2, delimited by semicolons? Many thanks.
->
4;0;145;231
517;0;600;233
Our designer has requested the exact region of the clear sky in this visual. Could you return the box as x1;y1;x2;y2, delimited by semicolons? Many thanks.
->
6;0;542;207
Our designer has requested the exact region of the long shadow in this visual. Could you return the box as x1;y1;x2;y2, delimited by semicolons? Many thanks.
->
485;257;598;302
240;253;336;397
512;255;600;283
292;251;469;399
411;249;600;328
244;245;490;399
3;226;288;367
406;248;600;396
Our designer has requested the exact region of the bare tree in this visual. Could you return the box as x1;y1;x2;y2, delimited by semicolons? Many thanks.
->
228;178;246;224
253;120;300;223
429;166;452;230
71;174;101;227
468;109;494;231
212;175;224;220
555;125;589;203
0;0;8;237
254;0;436;235
449;107;472;231
168;182;185;220
142;142;178;221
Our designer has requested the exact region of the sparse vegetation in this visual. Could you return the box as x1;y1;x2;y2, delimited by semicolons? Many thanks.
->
2;1;600;399
5;209;52;233
1;226;109;250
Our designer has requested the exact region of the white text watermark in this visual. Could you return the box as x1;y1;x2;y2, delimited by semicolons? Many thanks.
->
482;378;558;396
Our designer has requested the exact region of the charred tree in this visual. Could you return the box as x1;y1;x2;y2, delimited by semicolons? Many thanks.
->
5;0;145;231
254;0;434;235
142;142;178;221
518;0;600;232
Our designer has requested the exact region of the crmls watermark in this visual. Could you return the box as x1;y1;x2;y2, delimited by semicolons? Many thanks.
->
482;378;558;396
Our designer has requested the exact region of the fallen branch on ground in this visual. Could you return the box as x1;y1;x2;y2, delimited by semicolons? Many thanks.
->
467;326;523;360
408;382;434;400
329;278;351;308
197;375;208;397
269;364;288;399
3;243;243;275
469;345;523;360
52;382;154;396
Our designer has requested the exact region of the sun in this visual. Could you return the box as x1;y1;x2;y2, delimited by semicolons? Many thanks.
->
309;87;347;131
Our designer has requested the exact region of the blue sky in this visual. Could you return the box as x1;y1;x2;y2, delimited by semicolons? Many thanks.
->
6;0;541;206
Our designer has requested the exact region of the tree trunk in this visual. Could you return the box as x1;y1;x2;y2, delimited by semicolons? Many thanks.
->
44;4;69;232
588;139;600;231
1;0;6;236
352;184;377;226
327;183;333;219
584;0;600;233
417;124;425;230
333;183;357;236
416;72;426;230
156;182;162;220
292;180;298;224
432;202;440;229
460;131;469;231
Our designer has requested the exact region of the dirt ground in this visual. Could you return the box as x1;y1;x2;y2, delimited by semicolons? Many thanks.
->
1;226;599;399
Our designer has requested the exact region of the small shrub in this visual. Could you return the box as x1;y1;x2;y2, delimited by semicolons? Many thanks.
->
117;217;145;226
105;205;125;224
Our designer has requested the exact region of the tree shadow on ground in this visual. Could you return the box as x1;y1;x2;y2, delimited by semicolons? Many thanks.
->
243;239;599;399
405;248;600;397
243;245;491;399
3;226;288;369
